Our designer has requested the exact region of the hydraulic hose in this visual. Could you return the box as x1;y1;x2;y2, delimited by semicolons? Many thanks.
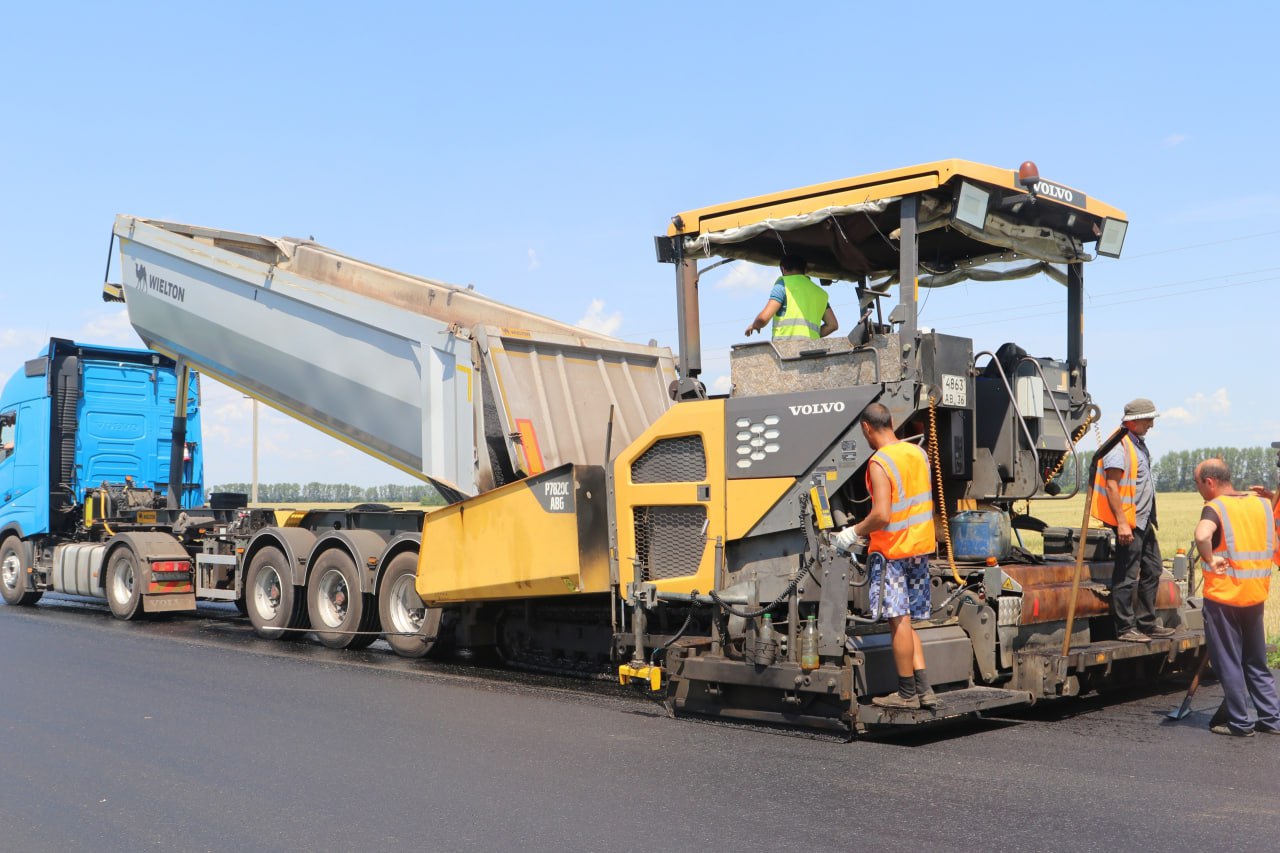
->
650;602;698;666
930;581;985;616
708;556;814;620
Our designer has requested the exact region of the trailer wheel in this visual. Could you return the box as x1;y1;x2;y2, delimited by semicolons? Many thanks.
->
307;550;375;650
245;546;307;641
377;551;442;658
0;536;41;607
105;547;143;620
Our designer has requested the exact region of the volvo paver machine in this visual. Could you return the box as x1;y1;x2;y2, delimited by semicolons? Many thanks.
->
615;159;1204;733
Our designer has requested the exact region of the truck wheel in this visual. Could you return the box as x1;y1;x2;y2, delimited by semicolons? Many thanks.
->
105;547;143;620
245;546;307;641
377;551;441;658
307;550;375;650
0;536;41;607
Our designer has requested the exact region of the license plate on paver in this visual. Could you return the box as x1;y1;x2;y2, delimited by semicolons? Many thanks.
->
941;374;967;407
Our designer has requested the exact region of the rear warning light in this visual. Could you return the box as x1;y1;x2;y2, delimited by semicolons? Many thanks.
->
150;560;192;582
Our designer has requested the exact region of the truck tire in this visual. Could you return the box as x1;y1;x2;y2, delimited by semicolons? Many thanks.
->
105;547;143;620
377;551;441;658
0;536;41;607
307;549;376;650
245;546;307;641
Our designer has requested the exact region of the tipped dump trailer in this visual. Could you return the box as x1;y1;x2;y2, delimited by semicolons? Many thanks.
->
108;216;677;495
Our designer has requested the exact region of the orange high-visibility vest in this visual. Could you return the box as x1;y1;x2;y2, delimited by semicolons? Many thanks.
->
1205;494;1275;607
1091;435;1138;528
867;441;935;559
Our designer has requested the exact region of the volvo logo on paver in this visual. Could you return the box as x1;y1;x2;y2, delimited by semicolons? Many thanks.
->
1032;179;1087;208
788;401;845;416
130;262;186;303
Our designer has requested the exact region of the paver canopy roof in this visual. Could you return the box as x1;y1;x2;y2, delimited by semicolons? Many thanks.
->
667;159;1127;287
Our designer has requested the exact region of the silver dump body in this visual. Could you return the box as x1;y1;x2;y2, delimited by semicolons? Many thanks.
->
113;216;676;494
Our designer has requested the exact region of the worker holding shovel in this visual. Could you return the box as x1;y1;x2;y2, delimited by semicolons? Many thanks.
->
1191;458;1280;737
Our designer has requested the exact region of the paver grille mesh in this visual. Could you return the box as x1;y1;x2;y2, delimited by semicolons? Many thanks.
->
631;436;706;484
633;505;707;580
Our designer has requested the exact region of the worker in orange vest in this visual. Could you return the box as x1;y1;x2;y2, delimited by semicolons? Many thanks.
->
833;402;937;710
1192;457;1280;737
1091;398;1174;643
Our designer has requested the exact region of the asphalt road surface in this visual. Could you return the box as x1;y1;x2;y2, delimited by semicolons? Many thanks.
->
2;597;1277;853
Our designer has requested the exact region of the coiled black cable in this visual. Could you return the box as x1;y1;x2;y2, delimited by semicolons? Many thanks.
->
707;556;815;620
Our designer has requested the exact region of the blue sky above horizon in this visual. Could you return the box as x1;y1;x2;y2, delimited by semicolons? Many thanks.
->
2;2;1277;487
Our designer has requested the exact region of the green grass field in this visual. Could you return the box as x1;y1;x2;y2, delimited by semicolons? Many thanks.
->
1015;491;1279;640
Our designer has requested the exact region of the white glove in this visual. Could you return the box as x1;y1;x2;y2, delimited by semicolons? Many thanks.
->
832;528;869;554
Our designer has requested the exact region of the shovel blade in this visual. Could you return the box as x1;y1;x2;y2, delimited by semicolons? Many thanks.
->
1166;650;1210;720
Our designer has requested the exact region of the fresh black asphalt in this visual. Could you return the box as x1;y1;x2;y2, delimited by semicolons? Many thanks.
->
1;597;1277;852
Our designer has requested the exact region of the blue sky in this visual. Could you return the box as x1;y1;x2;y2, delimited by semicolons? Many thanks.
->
2;2;1277;487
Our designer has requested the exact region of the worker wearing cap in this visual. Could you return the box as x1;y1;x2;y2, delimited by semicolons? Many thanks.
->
1092;398;1174;643
1192;457;1280;737
832;402;937;710
744;254;838;340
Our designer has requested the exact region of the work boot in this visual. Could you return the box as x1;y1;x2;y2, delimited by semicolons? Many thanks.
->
1117;629;1151;643
872;692;921;710
1210;724;1255;738
913;669;937;708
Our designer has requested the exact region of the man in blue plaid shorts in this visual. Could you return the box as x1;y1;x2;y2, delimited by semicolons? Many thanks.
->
834;403;937;709
868;553;932;625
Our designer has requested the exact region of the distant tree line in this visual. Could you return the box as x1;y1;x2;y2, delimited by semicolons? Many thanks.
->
209;482;448;506
1052;445;1278;494
1152;446;1278;493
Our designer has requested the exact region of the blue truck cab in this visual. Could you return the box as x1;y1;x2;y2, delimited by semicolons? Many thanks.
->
0;338;203;549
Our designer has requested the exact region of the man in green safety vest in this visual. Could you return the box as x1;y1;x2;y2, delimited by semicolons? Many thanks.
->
744;255;839;339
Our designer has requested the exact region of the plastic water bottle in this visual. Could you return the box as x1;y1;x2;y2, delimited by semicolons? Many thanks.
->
800;614;819;671
753;613;777;666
